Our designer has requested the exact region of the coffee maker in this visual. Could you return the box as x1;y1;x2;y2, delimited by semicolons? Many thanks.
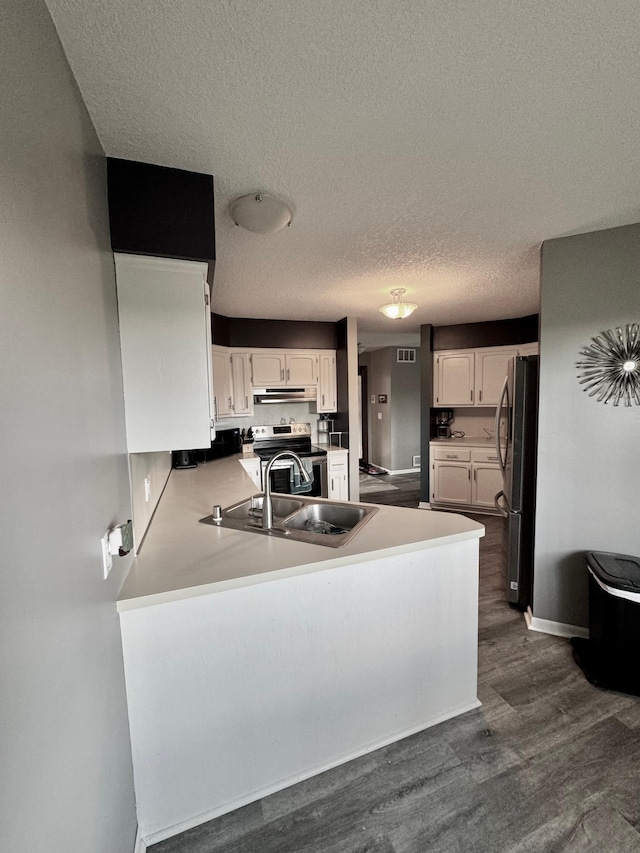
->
434;409;454;438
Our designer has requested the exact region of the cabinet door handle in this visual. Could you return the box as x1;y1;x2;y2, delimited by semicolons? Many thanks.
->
287;368;290;381
281;368;284;381
331;478;335;491
245;396;249;409
445;454;457;459
474;469;477;481
470;390;473;402
479;390;482;402
322;393;325;406
468;469;471;480
214;396;218;420
228;397;232;409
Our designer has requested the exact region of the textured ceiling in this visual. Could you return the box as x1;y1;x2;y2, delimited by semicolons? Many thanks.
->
45;0;640;336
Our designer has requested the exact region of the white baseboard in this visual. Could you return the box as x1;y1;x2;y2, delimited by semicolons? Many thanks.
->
367;464;420;475
133;826;147;853
525;607;589;639
140;698;481;846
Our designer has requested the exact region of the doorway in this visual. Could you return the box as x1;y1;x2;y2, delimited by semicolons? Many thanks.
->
358;365;368;464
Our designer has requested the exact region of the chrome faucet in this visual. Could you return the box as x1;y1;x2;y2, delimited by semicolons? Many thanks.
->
262;451;312;530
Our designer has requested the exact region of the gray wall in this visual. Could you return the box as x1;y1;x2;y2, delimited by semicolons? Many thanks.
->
390;353;421;470
0;2;137;850
534;223;640;628
362;348;420;471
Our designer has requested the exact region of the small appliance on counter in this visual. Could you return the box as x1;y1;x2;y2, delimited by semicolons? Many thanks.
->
434;409;454;438
316;415;335;445
187;428;242;465
172;449;197;469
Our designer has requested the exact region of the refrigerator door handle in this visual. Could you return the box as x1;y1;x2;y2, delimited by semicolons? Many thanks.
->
494;490;510;517
495;375;509;477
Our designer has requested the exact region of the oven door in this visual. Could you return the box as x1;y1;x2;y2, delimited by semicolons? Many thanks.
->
261;457;327;498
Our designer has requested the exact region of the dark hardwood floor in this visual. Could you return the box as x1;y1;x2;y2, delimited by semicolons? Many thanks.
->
151;489;640;853
357;471;422;508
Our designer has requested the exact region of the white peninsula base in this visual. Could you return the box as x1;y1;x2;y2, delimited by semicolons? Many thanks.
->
120;537;480;845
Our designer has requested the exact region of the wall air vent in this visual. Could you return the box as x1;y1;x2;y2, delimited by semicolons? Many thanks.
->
397;348;417;363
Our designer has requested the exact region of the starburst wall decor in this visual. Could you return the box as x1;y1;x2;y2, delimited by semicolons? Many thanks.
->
576;324;640;406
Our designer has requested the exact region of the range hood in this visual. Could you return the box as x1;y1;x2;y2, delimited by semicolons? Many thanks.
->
253;387;317;404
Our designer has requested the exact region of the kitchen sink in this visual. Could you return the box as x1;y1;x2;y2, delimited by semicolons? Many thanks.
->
223;494;305;521
283;503;370;534
200;494;378;548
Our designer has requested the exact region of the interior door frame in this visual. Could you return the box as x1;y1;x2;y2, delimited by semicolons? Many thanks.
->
358;365;368;464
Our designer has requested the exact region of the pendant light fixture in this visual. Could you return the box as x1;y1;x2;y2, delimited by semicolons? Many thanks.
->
229;193;292;233
379;288;418;320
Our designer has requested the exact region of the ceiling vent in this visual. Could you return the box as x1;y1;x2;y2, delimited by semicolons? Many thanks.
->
397;348;417;363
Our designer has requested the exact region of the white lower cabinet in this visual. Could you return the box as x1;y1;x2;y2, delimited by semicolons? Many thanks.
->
430;444;502;513
472;464;503;509
433;461;472;505
327;451;349;501
239;457;261;489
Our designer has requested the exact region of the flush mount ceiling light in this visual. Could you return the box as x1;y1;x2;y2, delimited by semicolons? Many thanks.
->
379;288;418;320
229;193;292;233
576;324;640;406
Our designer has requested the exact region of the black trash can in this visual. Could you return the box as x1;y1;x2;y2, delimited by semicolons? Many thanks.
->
572;551;640;696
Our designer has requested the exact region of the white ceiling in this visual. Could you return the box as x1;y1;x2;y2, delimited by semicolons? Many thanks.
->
45;0;640;337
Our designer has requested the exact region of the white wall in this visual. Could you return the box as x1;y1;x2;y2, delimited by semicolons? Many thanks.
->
0;1;137;849
534;222;640;628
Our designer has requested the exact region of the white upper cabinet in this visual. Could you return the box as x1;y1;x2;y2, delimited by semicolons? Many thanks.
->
435;352;475;407
251;352;287;385
115;254;214;453
316;351;337;412
285;352;317;385
211;346;233;419
212;348;254;418
250;350;319;386
475;348;519;406
433;344;535;408
230;353;254;416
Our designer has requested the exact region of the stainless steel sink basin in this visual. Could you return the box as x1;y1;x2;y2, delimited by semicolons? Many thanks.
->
200;494;378;547
283;503;370;535
223;494;305;521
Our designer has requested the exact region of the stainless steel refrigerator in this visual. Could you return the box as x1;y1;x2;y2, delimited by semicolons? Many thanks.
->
495;355;539;610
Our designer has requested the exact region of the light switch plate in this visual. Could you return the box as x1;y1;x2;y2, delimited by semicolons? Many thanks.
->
378;412;382;420
370;395;375;404
100;532;113;579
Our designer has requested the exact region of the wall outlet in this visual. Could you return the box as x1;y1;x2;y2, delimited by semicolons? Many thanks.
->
100;532;113;579
144;477;151;502
370;395;375;404
377;412;382;420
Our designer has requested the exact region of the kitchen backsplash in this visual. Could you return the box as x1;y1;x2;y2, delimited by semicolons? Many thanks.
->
448;409;506;438
215;402;323;443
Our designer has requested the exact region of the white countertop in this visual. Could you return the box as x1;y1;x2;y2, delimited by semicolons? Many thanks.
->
430;435;505;447
117;454;484;611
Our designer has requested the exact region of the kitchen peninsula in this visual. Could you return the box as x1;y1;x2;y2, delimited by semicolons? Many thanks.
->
118;457;484;845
